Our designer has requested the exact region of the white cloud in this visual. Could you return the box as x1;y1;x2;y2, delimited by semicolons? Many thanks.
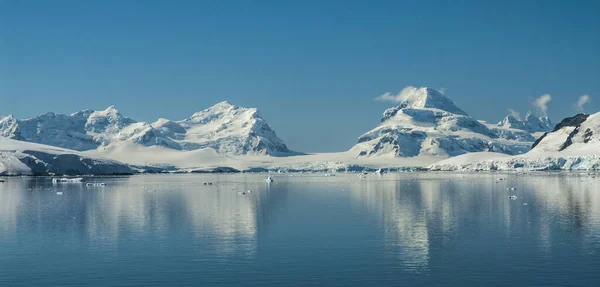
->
374;86;424;103
574;94;591;113
532;94;552;116
507;109;521;121
374;92;397;102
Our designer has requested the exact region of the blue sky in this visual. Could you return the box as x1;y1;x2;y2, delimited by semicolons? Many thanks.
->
1;0;599;152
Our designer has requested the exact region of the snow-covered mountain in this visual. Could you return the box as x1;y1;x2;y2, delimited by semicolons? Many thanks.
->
0;102;291;156
429;111;600;171
0;137;133;175
497;113;552;133
530;112;599;153
351;87;533;157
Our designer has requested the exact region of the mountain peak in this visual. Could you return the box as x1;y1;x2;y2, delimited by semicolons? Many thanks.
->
215;101;233;107
380;87;468;122
103;105;119;114
208;101;238;111
498;111;552;133
71;109;94;117
397;87;468;116
188;101;252;123
1;114;17;120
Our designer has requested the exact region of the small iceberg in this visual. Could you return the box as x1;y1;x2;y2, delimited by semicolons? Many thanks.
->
56;191;63;195
265;176;273;183
86;182;106;187
508;195;518;200
52;178;83;183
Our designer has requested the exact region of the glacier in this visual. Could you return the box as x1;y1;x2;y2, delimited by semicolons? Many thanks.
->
0;137;134;176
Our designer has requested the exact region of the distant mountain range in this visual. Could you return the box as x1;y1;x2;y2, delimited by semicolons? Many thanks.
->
1;87;598;174
0;101;291;156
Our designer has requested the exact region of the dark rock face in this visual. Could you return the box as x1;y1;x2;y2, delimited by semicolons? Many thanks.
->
583;128;593;143
559;127;581;151
531;114;590;150
551;114;590;132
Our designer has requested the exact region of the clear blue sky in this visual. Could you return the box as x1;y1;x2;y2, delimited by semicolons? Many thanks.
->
1;0;599;152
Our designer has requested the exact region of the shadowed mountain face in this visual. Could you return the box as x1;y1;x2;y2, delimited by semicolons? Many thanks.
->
531;113;597;152
0;102;291;156
0;137;133;176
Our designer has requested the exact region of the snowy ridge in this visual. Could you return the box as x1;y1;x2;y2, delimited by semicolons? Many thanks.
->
429;111;600;171
530;113;599;153
352;87;533;158
0;137;133;175
498;112;552;133
0;102;291;156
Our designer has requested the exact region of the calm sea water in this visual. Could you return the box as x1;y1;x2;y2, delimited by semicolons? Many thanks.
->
1;173;599;286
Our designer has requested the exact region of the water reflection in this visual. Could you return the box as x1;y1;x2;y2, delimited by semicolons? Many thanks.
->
0;173;599;275
0;175;293;259
346;173;600;272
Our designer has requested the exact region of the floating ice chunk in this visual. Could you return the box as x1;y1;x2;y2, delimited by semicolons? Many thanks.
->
52;178;83;183
508;195;518;200
56;191;63;195
265;176;273;183
86;182;106;187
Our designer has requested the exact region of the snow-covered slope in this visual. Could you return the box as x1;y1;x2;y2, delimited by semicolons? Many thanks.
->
498;113;552;133
429;112;600;171
530;113;599;154
85;142;438;173
0;102;291;156
352;87;532;158
0;137;134;175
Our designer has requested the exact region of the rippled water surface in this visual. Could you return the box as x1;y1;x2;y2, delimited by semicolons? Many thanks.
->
1;173;599;286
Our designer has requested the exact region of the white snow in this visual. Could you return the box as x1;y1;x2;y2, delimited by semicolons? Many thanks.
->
428;112;600;171
2;92;598;174
352;88;533;158
85;141;443;172
0;102;291;156
0;152;32;175
0;136;133;175
498;113;552;133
